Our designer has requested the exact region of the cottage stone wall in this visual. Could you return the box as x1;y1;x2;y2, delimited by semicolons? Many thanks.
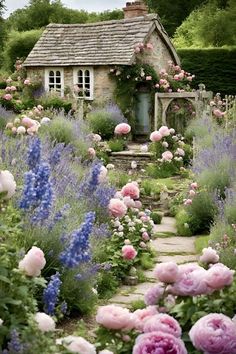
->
140;31;174;72
93;66;115;102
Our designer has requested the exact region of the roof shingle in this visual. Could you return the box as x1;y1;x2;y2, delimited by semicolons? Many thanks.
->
24;14;179;67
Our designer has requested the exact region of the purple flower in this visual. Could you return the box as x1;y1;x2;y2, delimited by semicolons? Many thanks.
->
189;313;236;354
143;314;182;338
133;331;187;354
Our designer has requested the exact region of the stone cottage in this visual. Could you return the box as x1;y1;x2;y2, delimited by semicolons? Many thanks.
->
24;1;180;134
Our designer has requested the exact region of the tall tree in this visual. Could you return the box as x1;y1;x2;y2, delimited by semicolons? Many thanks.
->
145;0;206;37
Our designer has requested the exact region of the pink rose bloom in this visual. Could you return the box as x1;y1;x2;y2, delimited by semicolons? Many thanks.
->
17;126;26;135
159;69;166;76
34;312;55;332
88;147;96;158
146;42;154;50
144;284;165;306
174;65;181;72
184;199;192;206
134;200;142;209
174;74;180;81
205;263;234;290
5;86;11;92
142;232;150;241
187;76;193;81
18;246;46;277
162;151;173;161
27;125;39;136
12;127;17;134
96;305;134;330
146;76;152;81
133;331;187;354
175;148;185;156
22;117;36;128
124;239;131;245
121;182;140;199
144;314;182;338
159;126;170;137
189;313;236;354
10;86;17;91
189;190;196;197
114;123;131;135
3;94;12;100
108;198;127;218
6;78;12;83
191;182;198;189
98;166;108;183
154;262;179;283
134;46;141;53
24;79;31;85
199;247;219;264
133;306;158;331
139;241;147;248
150;131;162;142
170;266;209;296
57;335;96;354
122;245;137;260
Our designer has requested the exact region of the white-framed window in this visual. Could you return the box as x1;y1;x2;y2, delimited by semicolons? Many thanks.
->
45;68;64;97
73;67;94;100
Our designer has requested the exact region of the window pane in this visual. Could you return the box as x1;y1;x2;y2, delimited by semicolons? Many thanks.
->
78;76;83;84
85;70;90;77
56;71;61;77
56;77;61;83
56;85;61;89
78;70;83;77
49;77;54;83
49;71;54;77
85;76;90;84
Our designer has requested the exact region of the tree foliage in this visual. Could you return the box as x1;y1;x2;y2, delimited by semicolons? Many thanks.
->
173;0;236;47
144;0;206;37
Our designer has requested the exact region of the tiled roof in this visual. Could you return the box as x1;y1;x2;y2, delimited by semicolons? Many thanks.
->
24;14;179;67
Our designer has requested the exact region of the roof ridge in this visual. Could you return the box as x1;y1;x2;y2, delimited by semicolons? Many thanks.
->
46;13;157;28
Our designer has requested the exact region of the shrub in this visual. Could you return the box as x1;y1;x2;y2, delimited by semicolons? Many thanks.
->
39;93;72;113
146;162;179;179
88;103;127;140
3;29;43;71
108;138;126;152
150;211;162;224
176;209;193;236
177;48;236;95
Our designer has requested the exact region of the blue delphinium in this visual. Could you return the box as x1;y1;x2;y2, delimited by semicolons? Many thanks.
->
7;329;23;353
60;211;95;268
19;171;37;209
27;137;41;170
43;272;62;315
94;184;116;208
78;161;103;198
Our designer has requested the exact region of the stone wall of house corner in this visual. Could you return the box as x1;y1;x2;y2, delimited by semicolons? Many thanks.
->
142;32;175;73
26;67;45;86
94;66;116;102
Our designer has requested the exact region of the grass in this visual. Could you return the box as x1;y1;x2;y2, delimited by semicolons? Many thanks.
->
195;235;210;254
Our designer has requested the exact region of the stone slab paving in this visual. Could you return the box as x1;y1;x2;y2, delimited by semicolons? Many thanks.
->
151;236;197;254
153;217;177;235
107;217;198;307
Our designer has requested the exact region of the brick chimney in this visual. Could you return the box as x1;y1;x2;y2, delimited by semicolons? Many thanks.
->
123;1;148;19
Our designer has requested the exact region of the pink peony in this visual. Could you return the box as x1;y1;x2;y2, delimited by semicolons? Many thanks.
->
0;170;16;199
146;76;152;81
134;200;142;209
144;284;165;306
88;147;96;158
170;265;209;296
159;126;170;137
22;117;36;128
154;262;179;283
189;313;236;354
108;198;127;218
142;232;150;241
114;123;131;135
150;131;162;142
122;245;137;260
199;247;219;264
133;331;187;354
205;263;234;290
144;314;182;338
191;182;198;189
24;79;31;85
121;182;140;199
57;335;96;354
3;94;12;100
10;86;17;91
96;305;134;330
175;148;185;156
162;151;173;161
189;189;196;197
16;126;26;135
34;312;55;332
18;246;46;277
123;196;136;208
133;306;158;331
184;199;192;206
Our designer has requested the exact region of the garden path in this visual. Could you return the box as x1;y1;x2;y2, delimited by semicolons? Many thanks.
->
107;216;198;307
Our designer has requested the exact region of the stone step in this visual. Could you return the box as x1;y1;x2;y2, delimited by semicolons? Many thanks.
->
151;236;197;254
153;217;177;235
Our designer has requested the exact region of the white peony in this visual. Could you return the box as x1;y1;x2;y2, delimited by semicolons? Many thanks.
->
34;312;55;332
0;170;16;199
57;335;96;354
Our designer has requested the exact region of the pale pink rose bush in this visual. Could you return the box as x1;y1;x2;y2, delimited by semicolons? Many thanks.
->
18;246;46;277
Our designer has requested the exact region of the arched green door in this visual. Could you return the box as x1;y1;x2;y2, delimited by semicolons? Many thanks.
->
135;92;151;135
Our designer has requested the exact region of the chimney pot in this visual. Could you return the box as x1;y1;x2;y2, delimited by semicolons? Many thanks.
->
123;1;148;19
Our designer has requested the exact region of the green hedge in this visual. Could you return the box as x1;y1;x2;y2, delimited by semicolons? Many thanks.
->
177;48;236;95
